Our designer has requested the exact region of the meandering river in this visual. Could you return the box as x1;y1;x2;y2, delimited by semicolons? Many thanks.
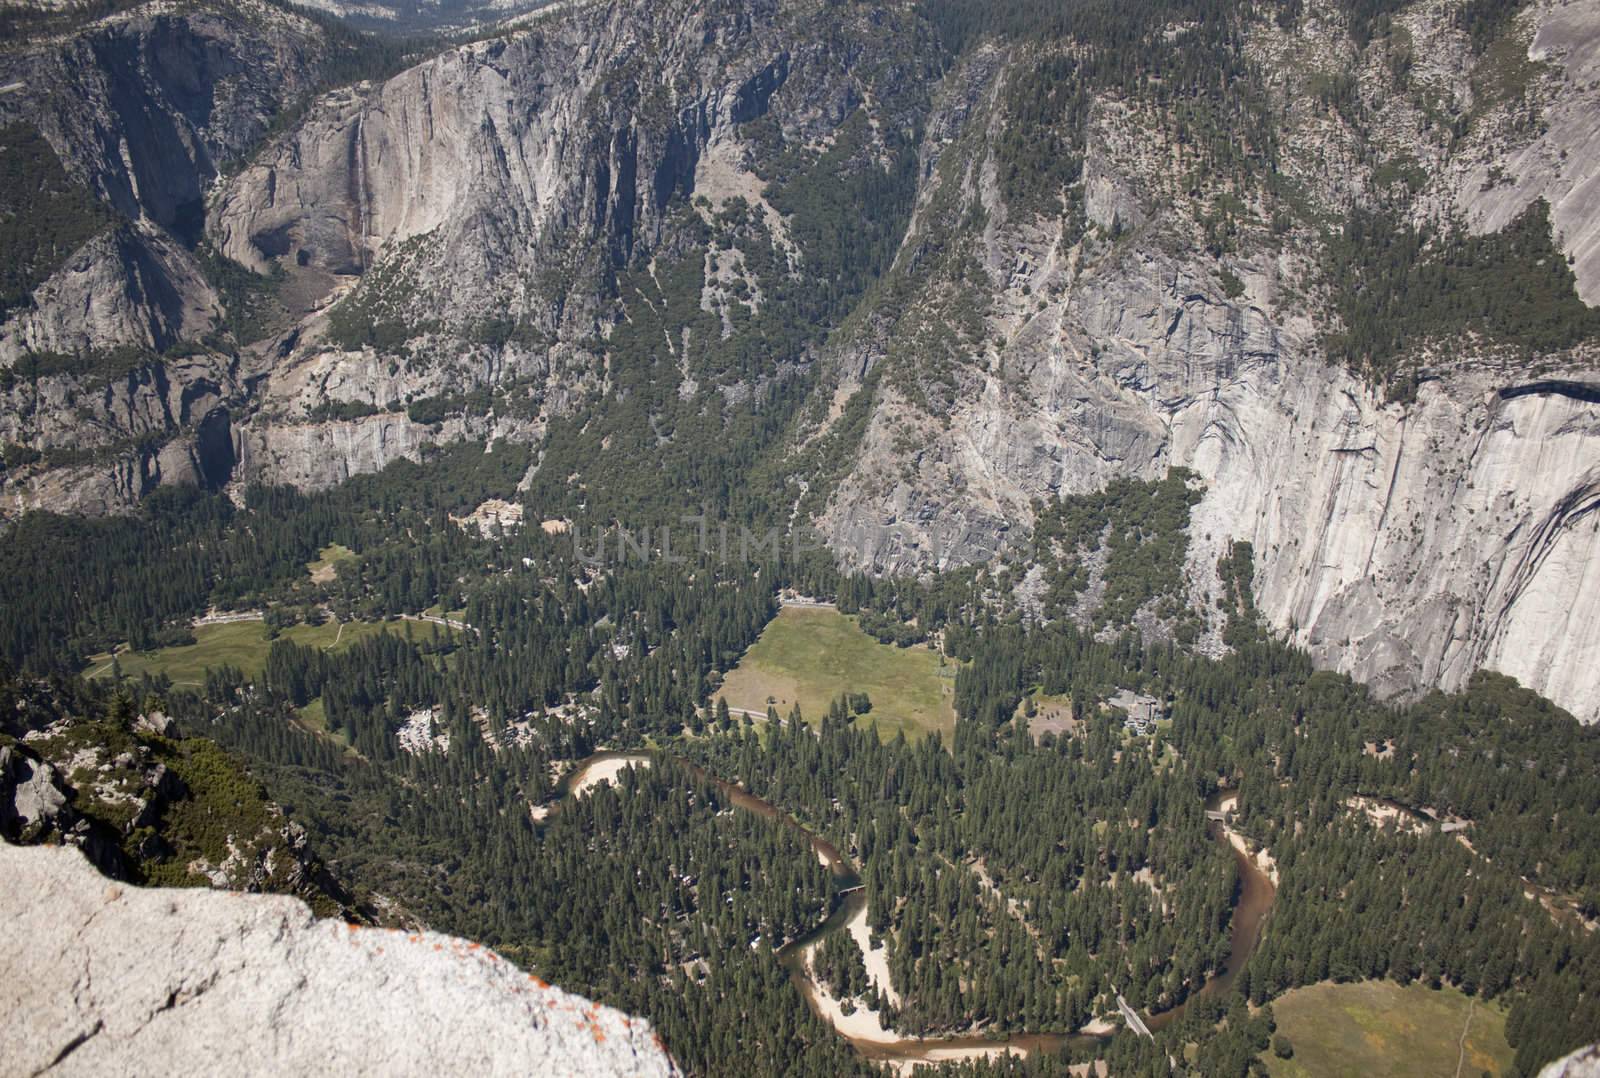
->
548;753;1277;1065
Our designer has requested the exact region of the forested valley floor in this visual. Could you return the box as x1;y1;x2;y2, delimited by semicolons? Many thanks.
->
2;449;1597;1077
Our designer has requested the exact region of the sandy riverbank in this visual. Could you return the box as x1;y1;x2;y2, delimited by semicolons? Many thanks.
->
885;1045;1029;1074
1214;792;1280;886
843;902;902;1008
801;944;898;1043
1222;829;1280;887
569;755;652;797
798;901;909;1044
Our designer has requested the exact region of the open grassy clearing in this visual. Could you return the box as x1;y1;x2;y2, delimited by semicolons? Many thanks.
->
1261;980;1512;1078
715;606;955;741
86;618;420;686
291;697;363;756
306;543;357;583
1016;690;1076;742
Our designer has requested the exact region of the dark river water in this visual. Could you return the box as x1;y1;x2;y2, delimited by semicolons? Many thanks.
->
552;754;1276;1064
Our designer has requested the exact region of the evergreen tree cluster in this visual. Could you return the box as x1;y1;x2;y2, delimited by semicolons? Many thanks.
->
1324;201;1600;396
0;124;109;320
1028;470;1205;639
2;397;1596;1078
684;702;1235;1031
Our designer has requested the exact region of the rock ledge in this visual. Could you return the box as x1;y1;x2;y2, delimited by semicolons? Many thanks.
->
0;841;677;1077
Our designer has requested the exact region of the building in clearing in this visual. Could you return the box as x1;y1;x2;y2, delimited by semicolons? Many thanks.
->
1108;689;1164;735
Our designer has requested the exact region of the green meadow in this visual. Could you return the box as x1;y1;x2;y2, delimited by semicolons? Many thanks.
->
86;618;419;686
1262;981;1513;1078
715;605;956;741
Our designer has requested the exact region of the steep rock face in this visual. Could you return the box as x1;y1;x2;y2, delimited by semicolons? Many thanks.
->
232;411;436;490
0;0;344;512
817;0;1600;722
0;347;240;515
0;0;332;231
288;0;548;35
4;0;1598;726
0;841;678;1077
0;223;221;363
194;0;927;494
4;0;929;512
1031;242;1600;718
209;0;915;328
1223;361;1600;718
1455;0;1600;302
1;437;226;517
5;0;927;514
0;352;235;455
0;0;337;361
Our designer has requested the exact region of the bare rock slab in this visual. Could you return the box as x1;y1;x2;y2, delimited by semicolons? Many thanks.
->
0;841;677;1077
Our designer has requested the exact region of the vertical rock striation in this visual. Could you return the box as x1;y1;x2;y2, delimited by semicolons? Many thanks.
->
815;0;1600;722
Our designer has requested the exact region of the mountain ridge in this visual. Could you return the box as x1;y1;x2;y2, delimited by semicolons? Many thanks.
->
2;0;1599;721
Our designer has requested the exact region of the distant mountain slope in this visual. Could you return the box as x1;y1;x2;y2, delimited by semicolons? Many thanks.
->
1;0;1598;719
289;0;555;34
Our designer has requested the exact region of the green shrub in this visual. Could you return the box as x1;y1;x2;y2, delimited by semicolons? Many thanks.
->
0;125;109;319
308;399;381;422
1;443;42;469
196;245;287;344
1324;200;1600;389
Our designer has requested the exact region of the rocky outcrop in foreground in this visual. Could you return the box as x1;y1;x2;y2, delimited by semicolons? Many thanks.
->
0;842;677;1077
1540;1043;1600;1078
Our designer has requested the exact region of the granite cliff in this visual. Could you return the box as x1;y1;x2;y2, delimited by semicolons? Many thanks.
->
813;0;1600;720
1;0;1599;721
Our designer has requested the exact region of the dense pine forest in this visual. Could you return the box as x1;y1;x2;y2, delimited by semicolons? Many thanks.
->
5;0;1600;1071
3;447;1598;1076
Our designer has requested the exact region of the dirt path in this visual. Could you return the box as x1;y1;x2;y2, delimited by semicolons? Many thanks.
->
83;656;119;679
1453;997;1475;1078
841;898;900;1008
